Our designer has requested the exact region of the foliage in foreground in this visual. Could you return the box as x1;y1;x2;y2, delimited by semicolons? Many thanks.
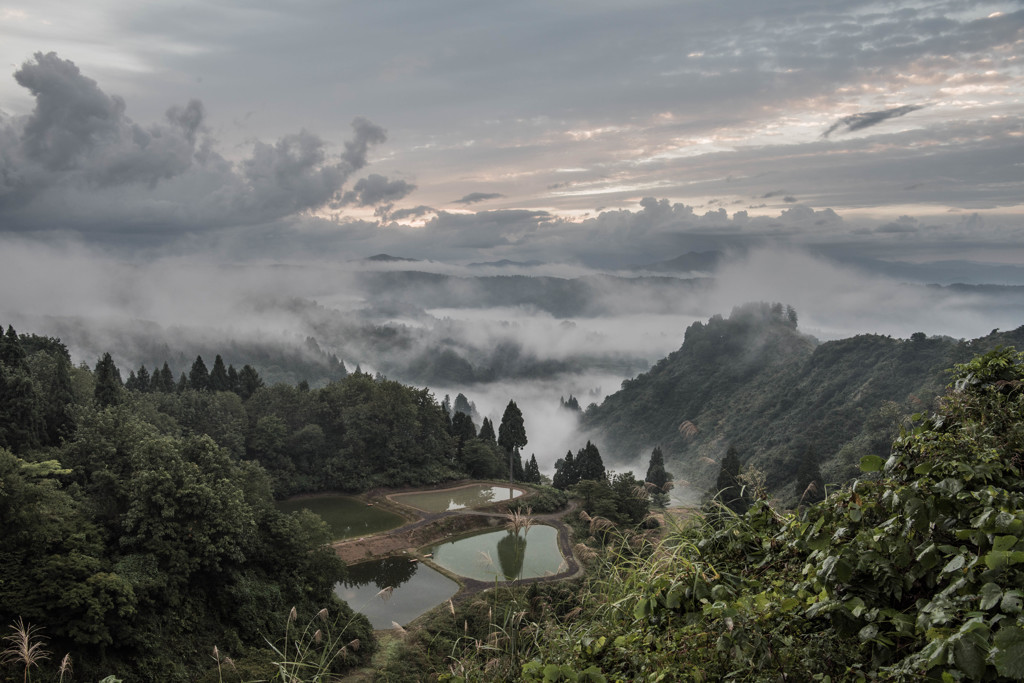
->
426;347;1024;681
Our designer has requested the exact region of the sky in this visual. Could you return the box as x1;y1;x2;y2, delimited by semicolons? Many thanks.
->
1;0;1023;268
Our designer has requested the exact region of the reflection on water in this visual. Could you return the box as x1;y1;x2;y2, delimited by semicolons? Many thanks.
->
276;494;405;540
336;557;459;630
496;532;526;580
429;525;564;582
391;484;523;513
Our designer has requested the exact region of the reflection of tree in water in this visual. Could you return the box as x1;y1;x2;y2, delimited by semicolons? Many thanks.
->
496;532;527;580
344;556;417;590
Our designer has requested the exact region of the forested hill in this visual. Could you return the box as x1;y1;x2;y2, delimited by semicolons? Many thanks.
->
581;302;1024;503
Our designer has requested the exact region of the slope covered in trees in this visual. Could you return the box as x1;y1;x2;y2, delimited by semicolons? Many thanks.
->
582;302;1024;501
0;325;505;680
387;346;1024;681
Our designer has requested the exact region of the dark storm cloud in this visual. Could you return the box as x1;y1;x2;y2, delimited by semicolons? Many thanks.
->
454;192;504;205
338;173;417;207
0;53;390;235
822;105;925;138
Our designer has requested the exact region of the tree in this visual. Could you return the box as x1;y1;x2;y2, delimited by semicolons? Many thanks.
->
453;393;475;417
93;352;123;408
189;355;210;391
552;450;577;490
497;400;527;455
236;364;264;400
154;362;175;393
226;364;239;394
559;395;581;412
135;365;151;392
478;417;497;444
209;354;229;391
525;454;541;483
712;445;749;514
575;441;606;483
794;444;824;505
645;446;672;507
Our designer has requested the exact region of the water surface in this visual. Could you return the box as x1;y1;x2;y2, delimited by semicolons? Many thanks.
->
428;524;564;581
335;557;459;629
277;494;405;540
390;484;524;513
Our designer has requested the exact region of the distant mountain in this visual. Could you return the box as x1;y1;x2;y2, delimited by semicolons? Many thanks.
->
467;259;545;268
363;253;420;263
631;250;724;273
581;302;1024;503
353;270;712;318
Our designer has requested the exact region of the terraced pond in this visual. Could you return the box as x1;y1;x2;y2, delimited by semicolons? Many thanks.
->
335;557;459;629
276;494;406;540
428;524;564;582
389;484;524;513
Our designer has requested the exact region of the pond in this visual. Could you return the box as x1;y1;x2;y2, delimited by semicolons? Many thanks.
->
390;484;524;513
335;557;459;629
276;494;406;540
428;524;565;582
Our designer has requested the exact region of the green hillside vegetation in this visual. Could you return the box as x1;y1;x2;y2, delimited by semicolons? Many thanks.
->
387;346;1024;681
583;302;1024;503
0;324;509;680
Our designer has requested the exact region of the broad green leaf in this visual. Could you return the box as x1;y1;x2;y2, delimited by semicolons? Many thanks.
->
858;623;878;642
993;535;1018;552
980;583;1002;611
942;555;966;574
994;626;1024;678
860;455;885;473
952;635;987;680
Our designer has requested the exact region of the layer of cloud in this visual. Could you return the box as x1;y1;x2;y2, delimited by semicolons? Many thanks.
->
453;192;505;205
822;104;926;138
0;52;389;235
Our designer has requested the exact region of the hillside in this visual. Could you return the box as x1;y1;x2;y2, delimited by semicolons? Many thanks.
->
581;302;1024;502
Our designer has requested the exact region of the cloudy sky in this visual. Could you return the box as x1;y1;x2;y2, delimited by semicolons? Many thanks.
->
1;0;1023;268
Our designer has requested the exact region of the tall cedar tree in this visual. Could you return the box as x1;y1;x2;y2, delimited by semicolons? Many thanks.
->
552;450;578;490
525;454;542;483
714;445;750;514
209;355;229;391
645;446;672;488
795;444;825;505
478;417;497;444
497;400;527;454
93;352;123;408
646;446;672;507
189;355;210;391
236;364;264;400
576;441;607;482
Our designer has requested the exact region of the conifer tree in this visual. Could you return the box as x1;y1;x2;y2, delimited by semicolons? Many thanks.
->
498;400;527;455
525;454;541;483
209;355;229;391
189;355;210;391
93;352;123;408
478;417;497;444
795;444;825;505
575;441;607;483
552;450;578;490
645;446;672;507
156;362;175;392
236;364;264;400
645;446;671;488
713;445;750;514
136;365;151;392
226;364;239;394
